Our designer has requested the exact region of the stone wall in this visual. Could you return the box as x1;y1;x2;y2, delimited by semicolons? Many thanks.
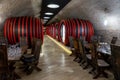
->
95;29;120;45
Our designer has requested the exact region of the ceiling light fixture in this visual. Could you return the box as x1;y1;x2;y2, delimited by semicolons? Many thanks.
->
47;4;60;8
45;12;54;15
43;22;46;24
44;19;48;21
104;20;108;26
44;17;50;19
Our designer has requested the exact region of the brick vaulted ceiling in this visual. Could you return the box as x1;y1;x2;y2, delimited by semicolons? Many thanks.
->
0;0;119;30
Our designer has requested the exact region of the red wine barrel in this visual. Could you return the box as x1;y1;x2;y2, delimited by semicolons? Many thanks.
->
58;19;73;45
4;17;43;47
58;19;94;45
46;24;57;39
52;26;57;39
46;25;49;35
46;25;52;37
71;19;94;41
46;27;49;35
55;23;59;40
50;24;55;38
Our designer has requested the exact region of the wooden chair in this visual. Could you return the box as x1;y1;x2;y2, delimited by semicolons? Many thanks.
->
100;37;118;67
110;44;120;80
111;37;117;44
78;39;87;66
20;37;28;54
0;37;8;47
31;37;38;54
0;45;15;80
79;39;91;69
90;36;98;43
21;39;42;74
20;37;27;46
89;42;110;79
69;36;74;55
73;38;81;62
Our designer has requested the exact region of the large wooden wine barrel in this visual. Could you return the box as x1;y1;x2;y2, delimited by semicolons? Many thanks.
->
55;23;59;40
4;17;43;47
46;27;49;35
58;19;94;45
46;24;57;39
71;19;94;41
46;25;52;37
52;25;57;39
58;19;73;45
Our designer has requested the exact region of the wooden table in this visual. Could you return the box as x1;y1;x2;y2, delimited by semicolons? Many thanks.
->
97;42;111;55
85;42;112;67
84;42;111;55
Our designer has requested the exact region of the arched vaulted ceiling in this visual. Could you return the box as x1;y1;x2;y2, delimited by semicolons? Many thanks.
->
0;0;119;31
48;0;120;30
0;0;42;30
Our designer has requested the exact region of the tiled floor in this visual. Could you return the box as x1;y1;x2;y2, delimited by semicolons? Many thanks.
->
17;35;114;80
